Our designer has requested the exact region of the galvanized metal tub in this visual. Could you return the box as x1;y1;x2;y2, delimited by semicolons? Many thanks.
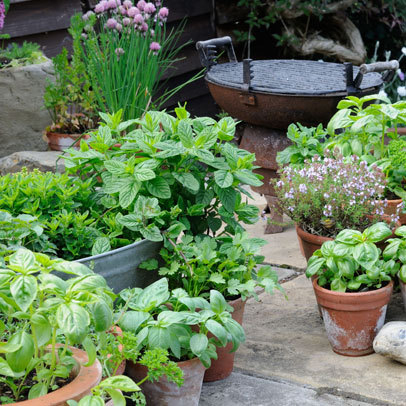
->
77;239;162;293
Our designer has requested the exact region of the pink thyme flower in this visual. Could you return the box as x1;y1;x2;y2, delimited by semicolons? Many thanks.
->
127;6;140;17
137;0;146;11
106;18;118;28
150;41;161;54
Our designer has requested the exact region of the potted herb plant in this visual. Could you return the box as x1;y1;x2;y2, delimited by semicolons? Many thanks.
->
306;222;395;356
275;153;394;261
0;248;115;404
117;278;246;405
140;231;283;381
326;94;406;222
0;168;161;292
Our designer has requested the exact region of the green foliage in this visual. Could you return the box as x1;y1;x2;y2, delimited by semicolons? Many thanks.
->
64;107;262;241
306;222;395;292
0;248;115;402
117;278;245;368
383;225;406;283
143;232;283;301
72;6;193;121
0;41;46;69
276;123;327;166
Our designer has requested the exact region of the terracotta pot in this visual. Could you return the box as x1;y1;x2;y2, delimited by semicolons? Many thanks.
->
313;278;393;356
383;198;406;225
46;131;88;151
126;357;205;406
204;296;246;382
295;224;333;262
4;345;102;406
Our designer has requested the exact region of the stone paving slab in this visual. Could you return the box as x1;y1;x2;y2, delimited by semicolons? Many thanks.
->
200;372;375;406
230;274;406;406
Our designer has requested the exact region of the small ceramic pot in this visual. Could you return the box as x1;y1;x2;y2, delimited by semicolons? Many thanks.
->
313;278;393;356
126;357;205;406
46;131;88;151
4;345;102;406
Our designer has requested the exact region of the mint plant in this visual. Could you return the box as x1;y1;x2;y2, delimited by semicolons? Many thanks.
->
0;248;115;402
117;278;246;368
140;232;282;300
64;107;262;242
306;222;396;291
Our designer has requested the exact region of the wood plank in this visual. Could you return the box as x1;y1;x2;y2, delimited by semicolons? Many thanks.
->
4;29;73;57
3;0;81;38
215;0;247;25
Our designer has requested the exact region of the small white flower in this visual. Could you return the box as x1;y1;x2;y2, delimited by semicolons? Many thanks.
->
398;86;406;97
378;89;388;98
402;47;406;56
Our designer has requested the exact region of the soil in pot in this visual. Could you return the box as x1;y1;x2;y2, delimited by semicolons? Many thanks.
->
2;346;102;406
125;357;205;406
313;278;393;356
203;296;246;382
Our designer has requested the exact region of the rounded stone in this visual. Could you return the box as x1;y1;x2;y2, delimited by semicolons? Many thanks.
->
373;321;406;364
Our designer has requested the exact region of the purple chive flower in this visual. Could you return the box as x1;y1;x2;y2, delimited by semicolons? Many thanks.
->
137;0;146;10
115;22;123;31
82;11;94;21
123;0;132;7
398;69;405;81
144;2;156;13
128;6;140;17
141;22;148;31
122;17;131;25
150;41;161;54
133;13;144;24
0;0;5;30
94;2;105;13
107;0;120;8
115;47;125;56
158;6;168;20
106;18;118;28
118;5;127;15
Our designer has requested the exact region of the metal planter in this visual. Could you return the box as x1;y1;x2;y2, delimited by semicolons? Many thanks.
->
77;239;162;293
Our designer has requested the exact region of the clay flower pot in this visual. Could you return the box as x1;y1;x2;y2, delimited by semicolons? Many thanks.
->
203;296;246;382
295;224;333;262
125;357;205;406
4;346;102;406
46;131;88;151
312;278;393;357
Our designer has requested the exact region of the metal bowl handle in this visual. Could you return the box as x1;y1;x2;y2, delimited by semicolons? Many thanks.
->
196;36;237;69
354;60;399;88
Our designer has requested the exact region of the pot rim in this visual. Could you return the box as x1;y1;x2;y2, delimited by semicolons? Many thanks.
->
313;276;394;298
295;224;333;241
4;345;102;406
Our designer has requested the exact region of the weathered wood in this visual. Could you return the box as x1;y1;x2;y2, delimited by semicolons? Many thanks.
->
165;0;213;22
3;0;81;38
4;29;73;57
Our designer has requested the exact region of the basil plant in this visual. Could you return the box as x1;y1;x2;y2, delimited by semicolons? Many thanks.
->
0;249;115;402
140;231;283;301
117;278;246;368
382;225;406;283
63;107;262;243
306;222;396;292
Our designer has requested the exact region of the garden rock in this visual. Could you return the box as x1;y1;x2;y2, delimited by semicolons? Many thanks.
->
0;60;53;157
0;151;64;174
373;321;406;364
